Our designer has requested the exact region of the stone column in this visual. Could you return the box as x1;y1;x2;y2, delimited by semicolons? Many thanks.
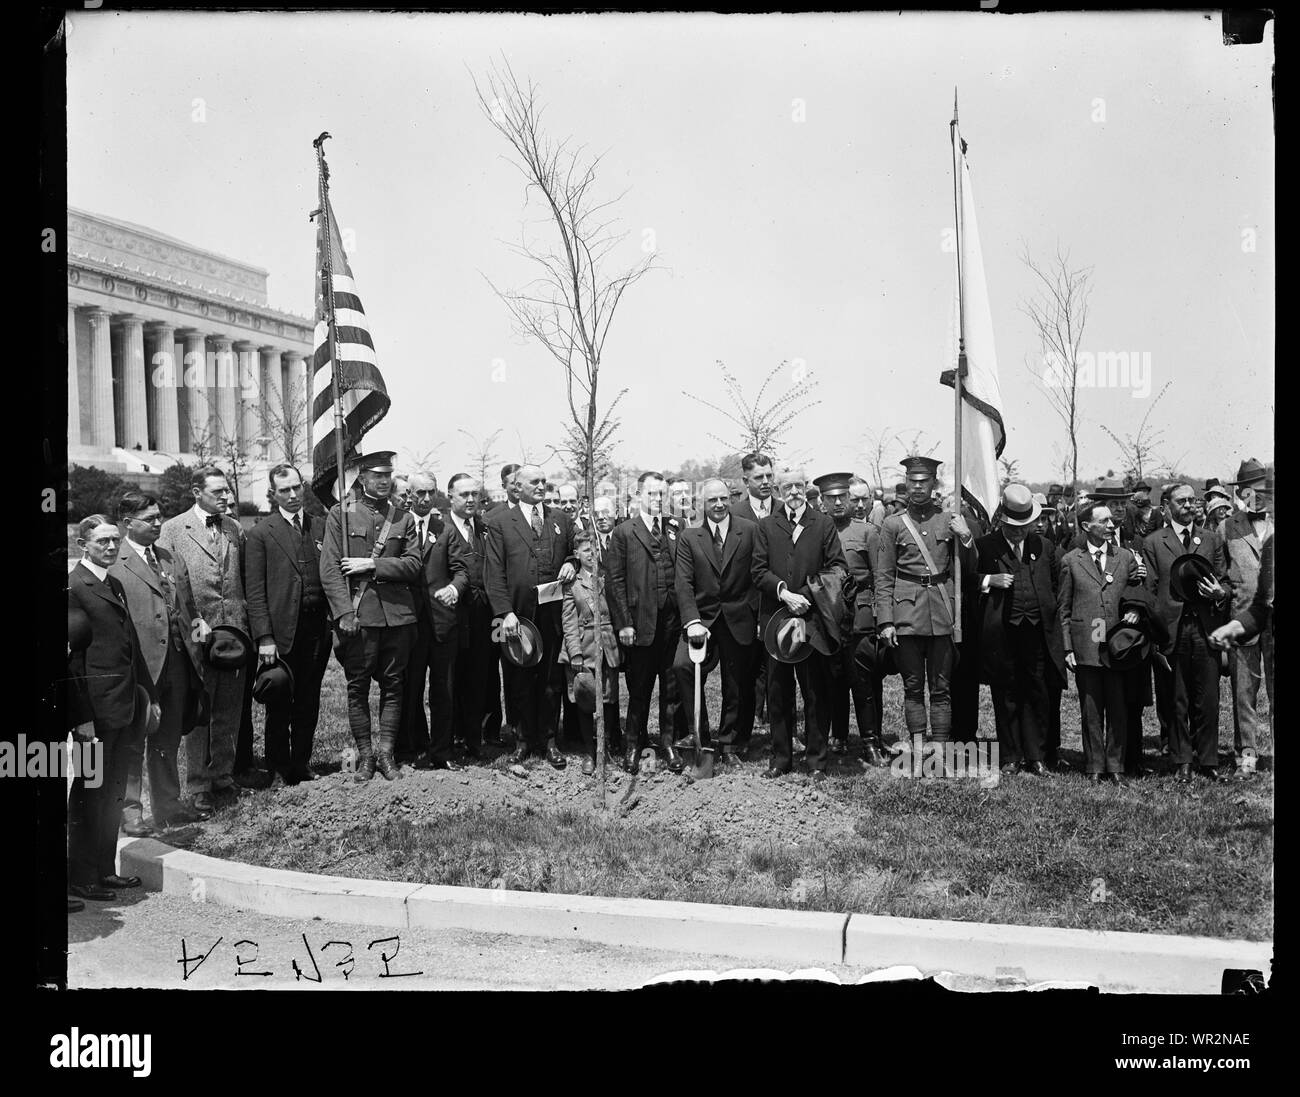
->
179;330;208;456
87;308;115;449
114;316;148;450
68;304;81;446
210;336;237;452
146;321;180;454
235;342;261;456
260;346;284;463
284;351;309;463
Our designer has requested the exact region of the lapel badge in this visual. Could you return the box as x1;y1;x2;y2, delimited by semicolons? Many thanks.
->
553;523;561;536
1193;537;1202;546
1105;572;1114;584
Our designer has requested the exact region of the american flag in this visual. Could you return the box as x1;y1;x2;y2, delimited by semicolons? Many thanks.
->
310;195;389;505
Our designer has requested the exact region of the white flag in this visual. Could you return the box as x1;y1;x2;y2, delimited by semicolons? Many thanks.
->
942;123;1006;525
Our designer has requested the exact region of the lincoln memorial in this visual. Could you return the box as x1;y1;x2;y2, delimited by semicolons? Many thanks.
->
67;208;314;499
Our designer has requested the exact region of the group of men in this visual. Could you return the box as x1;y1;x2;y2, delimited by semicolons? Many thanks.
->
65;447;1273;907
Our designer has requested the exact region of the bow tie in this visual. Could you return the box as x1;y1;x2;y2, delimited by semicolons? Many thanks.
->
205;514;222;528
1248;512;1268;521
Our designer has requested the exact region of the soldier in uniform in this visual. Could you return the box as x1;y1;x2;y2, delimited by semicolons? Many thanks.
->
815;472;888;765
320;451;423;781
875;456;975;745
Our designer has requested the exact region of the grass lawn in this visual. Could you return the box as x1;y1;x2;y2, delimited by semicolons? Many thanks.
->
188;653;1274;941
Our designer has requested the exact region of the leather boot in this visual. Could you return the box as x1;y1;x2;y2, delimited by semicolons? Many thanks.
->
374;730;401;781
623;736;640;774
863;737;889;768
355;736;376;782
662;737;685;774
686;746;714;782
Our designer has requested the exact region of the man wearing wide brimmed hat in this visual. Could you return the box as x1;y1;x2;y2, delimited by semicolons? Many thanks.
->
1228;458;1267;513
875;456;975;746
1058;501;1151;781
1220;472;1274;776
969;485;1067;775
1122;480;1161;545
1065;479;1132;552
320;451;423;782
1140;482;1233;781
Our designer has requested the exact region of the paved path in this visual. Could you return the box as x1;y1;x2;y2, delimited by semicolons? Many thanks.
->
70;889;965;991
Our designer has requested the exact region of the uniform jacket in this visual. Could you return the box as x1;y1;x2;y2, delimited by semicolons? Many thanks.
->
109;542;205;687
674;516;759;644
874;504;973;636
483;501;577;630
971;530;1066;687
319;495;422;627
1057;542;1147;667
157;507;248;634
1222;510;1273;638
414;519;469;643
67;562;154;733
751;506;847;629
607;513;682;642
244;510;324;653
834;517;880;634
1140;524;1231;651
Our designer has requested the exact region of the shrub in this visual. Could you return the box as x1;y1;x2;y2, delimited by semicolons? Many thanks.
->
68;465;129;523
156;463;195;519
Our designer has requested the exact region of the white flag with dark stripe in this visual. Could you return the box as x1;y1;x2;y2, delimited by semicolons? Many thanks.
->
941;122;1006;526
311;195;389;504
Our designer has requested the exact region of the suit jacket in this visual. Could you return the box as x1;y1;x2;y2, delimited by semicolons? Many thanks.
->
1057;543;1147;667
1236;534;1273;642
674;516;759;644
971;531;1066;686
244;510;324;652
109;542;205;686
67;563;154;733
607;514;682;642
483;502;577;630
319;495;422;627
751;507;847;631
1141;524;1231;651
157;508;248;633
1222;510;1273;633
730;493;775;525
414;520;469;642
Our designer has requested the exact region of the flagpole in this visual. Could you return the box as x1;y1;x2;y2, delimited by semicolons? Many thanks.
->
313;131;349;546
949;90;965;643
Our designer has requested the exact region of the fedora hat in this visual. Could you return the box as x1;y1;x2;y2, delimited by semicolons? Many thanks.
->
499;616;544;668
853;631;897;678
68;604;92;654
1089;478;1132;500
1100;613;1153;670
1169;553;1219;604
763;607;814;664
206;624;253;670
998;483;1041;526
1228;458;1267;486
252;655;295;705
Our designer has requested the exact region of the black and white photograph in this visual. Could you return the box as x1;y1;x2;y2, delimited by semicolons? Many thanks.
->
28;3;1275;1073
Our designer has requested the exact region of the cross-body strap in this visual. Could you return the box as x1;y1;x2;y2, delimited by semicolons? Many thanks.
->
899;513;953;623
347;500;398;613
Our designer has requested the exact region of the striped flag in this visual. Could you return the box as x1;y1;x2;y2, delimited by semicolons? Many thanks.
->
941;120;1006;527
310;195;389;505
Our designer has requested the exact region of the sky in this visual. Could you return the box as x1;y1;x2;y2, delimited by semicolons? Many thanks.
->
66;10;1274;487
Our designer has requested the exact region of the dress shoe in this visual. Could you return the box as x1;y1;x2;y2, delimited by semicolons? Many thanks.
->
1173;763;1193;782
356;753;377;782
101;874;141;889
623;742;640;774
510;742;531;765
67;897;85;913
546;744;567;770
212;782;241;801
1001;761;1022;776
430;759;459;771
461;743;482;761
1199;766;1227;783
269;772;288;790
192;792;216;814
581;757;595;776
122;819;155;837
69;883;116;901
761;766;790;780
810;770;827;783
375;753;402;781
1024;760;1048;777
234;768;271;790
1052;758;1073;774
1101;773;1122;785
1085;773;1101;784
862;740;889;768
159;804;207;827
662;743;684;774
411;753;436;770
830;738;847;755
291;765;318;782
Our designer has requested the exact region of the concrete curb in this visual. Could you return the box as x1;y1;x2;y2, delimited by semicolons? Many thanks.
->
118;838;1271;992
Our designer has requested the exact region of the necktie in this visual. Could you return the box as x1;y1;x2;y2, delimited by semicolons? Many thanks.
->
145;546;162;576
1094;550;1104;575
713;525;724;555
293;513;302;535
530;506;543;538
1181;528;1192;551
787;508;796;524
652;517;661;542
418;518;426;549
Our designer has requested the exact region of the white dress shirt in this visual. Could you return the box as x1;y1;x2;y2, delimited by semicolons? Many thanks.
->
81;558;109;582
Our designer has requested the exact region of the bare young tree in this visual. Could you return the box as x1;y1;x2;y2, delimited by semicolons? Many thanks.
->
400;443;446;479
1099;381;1172;487
1021;244;1093;495
684;360;820;464
559;397;623;487
458;427;503;492
475;58;658;803
261;373;313;467
999;456;1021;488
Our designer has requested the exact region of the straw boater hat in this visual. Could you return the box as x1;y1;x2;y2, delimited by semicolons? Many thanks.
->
998;484;1041;526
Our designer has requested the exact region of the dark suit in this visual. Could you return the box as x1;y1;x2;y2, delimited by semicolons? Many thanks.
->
673;517;756;747
401;517;468;763
110;543;204;824
731;494;776;728
483;501;576;750
66;563;153;887
752;506;847;772
447;514;495;753
608;514;683;753
971;531;1066;766
1141;524;1231;767
245;510;331;780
